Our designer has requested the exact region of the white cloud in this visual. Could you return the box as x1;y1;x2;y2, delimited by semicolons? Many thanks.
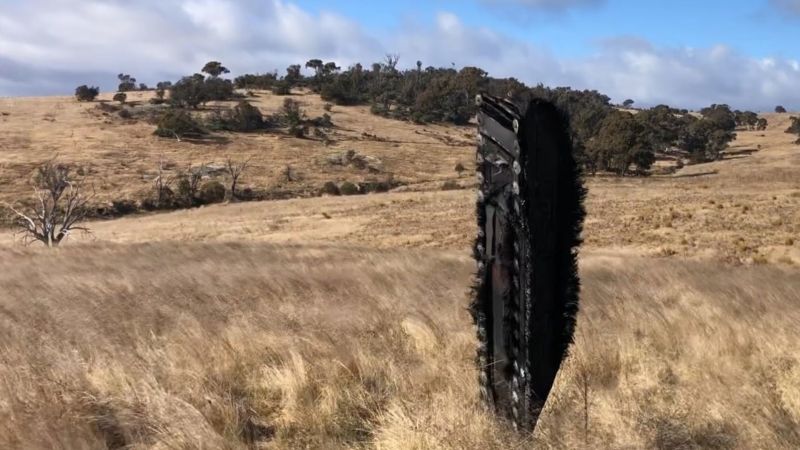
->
0;0;382;95
390;14;800;111
0;1;797;111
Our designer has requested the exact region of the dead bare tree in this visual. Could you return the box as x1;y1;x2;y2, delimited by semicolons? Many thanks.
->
225;156;251;200
2;160;93;247
152;155;175;208
175;161;206;206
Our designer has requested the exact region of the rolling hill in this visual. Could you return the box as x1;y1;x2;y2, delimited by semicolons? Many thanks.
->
0;90;799;448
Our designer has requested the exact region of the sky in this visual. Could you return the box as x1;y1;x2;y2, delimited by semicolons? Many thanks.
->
0;0;798;110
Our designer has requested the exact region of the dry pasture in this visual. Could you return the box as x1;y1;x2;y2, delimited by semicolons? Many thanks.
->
1;92;799;448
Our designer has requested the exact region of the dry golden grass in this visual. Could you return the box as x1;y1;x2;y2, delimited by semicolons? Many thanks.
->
1;93;799;448
1;244;798;449
0;243;519;449
0;90;474;209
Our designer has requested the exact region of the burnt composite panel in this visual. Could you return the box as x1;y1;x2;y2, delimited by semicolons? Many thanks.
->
472;94;586;430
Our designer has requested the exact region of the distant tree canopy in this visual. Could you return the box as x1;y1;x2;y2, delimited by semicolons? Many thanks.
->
117;73;137;92
700;104;736;132
74;85;99;102
159;57;757;175
202;61;230;78
586;110;652;175
775;105;787;113
155;81;172;100
234;72;278;90
170;74;208;108
169;66;234;108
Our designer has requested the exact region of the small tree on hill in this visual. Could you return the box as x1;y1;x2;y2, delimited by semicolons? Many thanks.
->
113;92;127;104
282;98;307;137
225;156;251;200
170;74;208;108
775;105;787;113
175;163;204;207
202;61;230;78
622;99;634;108
2;160;93;247
149;156;175;209
681;119;735;162
117;73;137;92
699;104;736;131
75;85;100;102
284;64;302;87
227;101;265;131
154;110;205;140
586;110;653;175
204;76;235;102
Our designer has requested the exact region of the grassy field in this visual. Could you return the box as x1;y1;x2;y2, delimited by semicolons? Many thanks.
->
0;91;799;448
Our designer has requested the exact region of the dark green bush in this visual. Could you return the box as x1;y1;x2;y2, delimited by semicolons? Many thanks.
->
154;110;205;139
170;74;207;108
321;181;340;196
282;98;307;137
198;180;226;204
111;199;137;215
271;81;291;95
309;113;333;128
226;101;264;131
75;85;100;102
339;181;359;195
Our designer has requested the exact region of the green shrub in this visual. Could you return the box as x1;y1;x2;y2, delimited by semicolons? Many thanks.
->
140;187;175;211
360;180;393;193
282;98;308;137
111;199;137;215
339;181;359;195
309;113;333;128
198;180;226;204
75;85;100;102
113;92;127;104
321;181;340;196
154;110;205;139
170;74;208;108
224;101;264;131
271;81;291;95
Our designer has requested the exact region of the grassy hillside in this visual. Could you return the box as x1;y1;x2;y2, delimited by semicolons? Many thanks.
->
0;90;474;209
0;91;799;448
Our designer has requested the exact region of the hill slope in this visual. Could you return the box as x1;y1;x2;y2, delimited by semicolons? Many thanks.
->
0;92;799;448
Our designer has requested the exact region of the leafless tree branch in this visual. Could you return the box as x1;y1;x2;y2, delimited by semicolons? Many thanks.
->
225;156;251;201
1;159;94;247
